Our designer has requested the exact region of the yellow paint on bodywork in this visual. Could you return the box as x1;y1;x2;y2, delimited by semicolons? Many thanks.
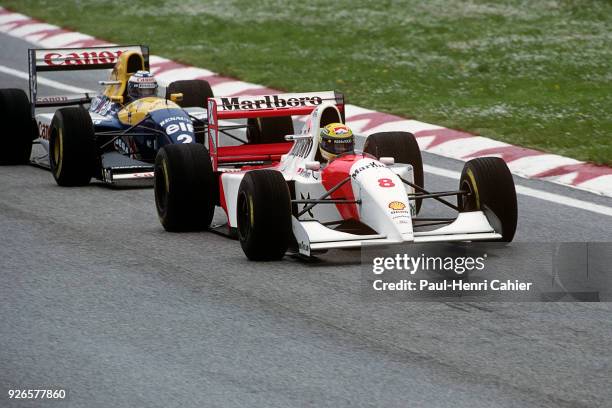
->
117;97;181;125
103;51;145;99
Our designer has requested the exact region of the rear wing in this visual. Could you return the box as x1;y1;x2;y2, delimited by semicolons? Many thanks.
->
28;45;149;116
207;91;344;169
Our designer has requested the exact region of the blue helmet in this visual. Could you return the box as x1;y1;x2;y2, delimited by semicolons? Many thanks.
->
127;70;158;99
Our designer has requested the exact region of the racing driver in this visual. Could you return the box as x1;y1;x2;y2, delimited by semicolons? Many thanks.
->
318;122;355;162
126;70;159;101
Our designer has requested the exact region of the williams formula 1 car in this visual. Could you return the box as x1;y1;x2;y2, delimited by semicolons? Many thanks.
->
0;44;214;186
153;91;518;260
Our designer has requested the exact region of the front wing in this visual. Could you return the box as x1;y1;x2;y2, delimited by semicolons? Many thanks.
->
292;211;502;256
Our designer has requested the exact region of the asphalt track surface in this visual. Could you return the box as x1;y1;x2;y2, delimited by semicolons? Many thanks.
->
1;32;612;407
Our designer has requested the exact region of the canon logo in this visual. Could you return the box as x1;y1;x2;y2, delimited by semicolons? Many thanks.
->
220;95;323;111
43;50;124;66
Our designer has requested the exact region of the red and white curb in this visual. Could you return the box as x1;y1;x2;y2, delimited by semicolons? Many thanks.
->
2;7;611;198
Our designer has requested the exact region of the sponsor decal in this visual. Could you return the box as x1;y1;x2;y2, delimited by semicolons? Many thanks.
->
114;138;132;155
297;168;319;180
42;50;124;67
389;201;406;211
220;95;323;111
298;241;310;253
131;76;156;83
165;121;194;135
92;99;113;115
36;96;68;104
162;119;194;143
37;121;50;140
351;161;386;179
131;172;154;178
159;116;190;126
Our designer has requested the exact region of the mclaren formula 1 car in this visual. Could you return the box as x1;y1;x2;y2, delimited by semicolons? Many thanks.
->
0;44;215;186
153;91;518;260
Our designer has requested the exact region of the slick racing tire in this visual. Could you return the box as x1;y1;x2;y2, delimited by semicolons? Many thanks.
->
49;107;96;186
459;157;517;242
237;170;292;261
246;116;294;144
154;143;215;232
364;131;424;214
0;88;35;164
165;79;213;108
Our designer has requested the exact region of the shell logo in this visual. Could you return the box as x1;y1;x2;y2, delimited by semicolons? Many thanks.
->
388;201;406;210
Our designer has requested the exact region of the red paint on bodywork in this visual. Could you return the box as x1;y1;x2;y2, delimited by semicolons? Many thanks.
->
321;154;361;220
217;142;293;164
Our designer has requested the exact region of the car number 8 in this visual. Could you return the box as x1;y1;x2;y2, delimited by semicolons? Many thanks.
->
378;178;395;187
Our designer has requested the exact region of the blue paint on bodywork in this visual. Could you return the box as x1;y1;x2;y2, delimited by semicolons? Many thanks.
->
89;95;196;162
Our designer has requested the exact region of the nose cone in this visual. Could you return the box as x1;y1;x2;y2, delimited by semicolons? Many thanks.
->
349;158;414;240
149;108;196;144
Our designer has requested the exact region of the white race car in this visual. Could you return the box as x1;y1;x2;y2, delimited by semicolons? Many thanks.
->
153;91;517;260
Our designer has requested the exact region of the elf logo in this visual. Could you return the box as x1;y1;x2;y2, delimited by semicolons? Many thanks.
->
220;95;323;110
165;121;194;135
165;121;194;143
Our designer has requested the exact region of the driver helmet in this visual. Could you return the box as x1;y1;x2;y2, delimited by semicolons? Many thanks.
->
319;123;355;161
127;70;158;100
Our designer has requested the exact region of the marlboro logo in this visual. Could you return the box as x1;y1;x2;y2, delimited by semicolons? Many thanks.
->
220;95;324;111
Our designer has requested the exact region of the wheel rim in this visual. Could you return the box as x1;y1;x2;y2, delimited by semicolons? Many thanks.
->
237;191;252;241
52;128;63;177
460;179;477;211
154;161;169;214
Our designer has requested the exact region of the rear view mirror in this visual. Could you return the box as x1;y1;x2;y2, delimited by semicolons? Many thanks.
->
305;161;321;171
109;95;123;104
170;93;183;103
380;157;395;165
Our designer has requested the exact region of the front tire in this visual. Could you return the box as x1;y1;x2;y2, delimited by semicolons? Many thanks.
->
49;107;96;186
154;144;215;231
237;170;292;261
0;88;34;164
459;157;517;242
364;131;424;213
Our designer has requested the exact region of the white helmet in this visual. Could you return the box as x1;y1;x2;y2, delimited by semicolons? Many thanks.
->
127;70;158;99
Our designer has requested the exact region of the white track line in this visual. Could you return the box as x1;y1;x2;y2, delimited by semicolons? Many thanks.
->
0;64;92;93
1;63;611;218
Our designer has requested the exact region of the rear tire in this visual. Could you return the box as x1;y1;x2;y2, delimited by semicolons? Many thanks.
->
0;88;34;164
49;107;96;186
459;157;517;242
237;170;292;261
246;116;294;144
165;79;213;108
154;143;215;231
364;131;424;213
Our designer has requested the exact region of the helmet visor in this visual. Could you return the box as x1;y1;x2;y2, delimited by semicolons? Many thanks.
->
320;134;354;156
